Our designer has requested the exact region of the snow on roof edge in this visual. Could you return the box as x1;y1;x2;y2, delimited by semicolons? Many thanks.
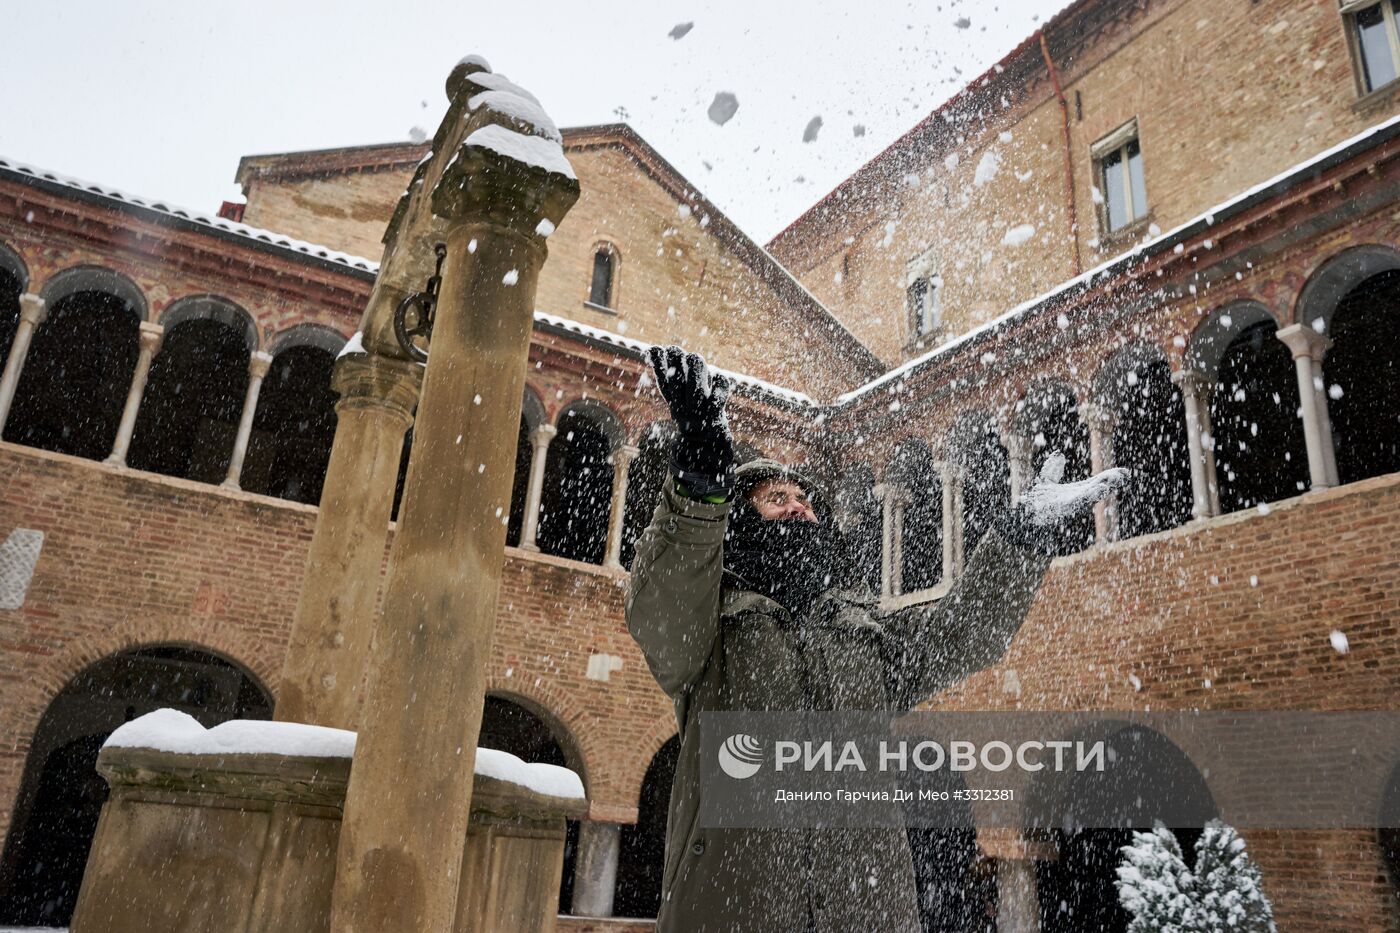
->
834;111;1400;406
0;155;382;274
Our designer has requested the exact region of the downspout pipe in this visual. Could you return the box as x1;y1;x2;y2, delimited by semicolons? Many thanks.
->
1039;30;1083;277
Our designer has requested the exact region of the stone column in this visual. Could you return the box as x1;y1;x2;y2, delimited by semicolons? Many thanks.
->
938;461;957;582
1276;324;1339;490
1079;402;1119;543
221;351;274;490
570;820;621;917
275;352;421;730
518;423;556;551
949;465;966;575
874;483;894;599
890;487;907;597
1002;430;1034;503
105;322;164;466
996;858;1042;933
329;96;579;932
0;293;47;433
603;443;639;570
1171;370;1215;518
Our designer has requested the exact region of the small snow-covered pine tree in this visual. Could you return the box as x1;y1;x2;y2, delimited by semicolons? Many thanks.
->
1116;822;1198;933
1194;819;1276;932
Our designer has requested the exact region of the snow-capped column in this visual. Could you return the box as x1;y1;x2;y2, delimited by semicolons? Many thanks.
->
1079;402;1119;543
105;322;164;466
604;443;639;570
331;54;580;932
874;483;894;599
221;351;273;490
276;351;421;730
570;820;621;917
938;461;957;581
996;858;1042;933
1002;431;1034;503
519;423;557;551
1172;370;1214;518
0;293;46;434
1275;324;1335;491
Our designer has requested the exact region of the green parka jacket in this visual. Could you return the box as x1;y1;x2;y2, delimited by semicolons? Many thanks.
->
625;476;1053;933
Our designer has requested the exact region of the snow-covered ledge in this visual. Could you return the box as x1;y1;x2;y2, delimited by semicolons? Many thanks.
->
70;709;586;933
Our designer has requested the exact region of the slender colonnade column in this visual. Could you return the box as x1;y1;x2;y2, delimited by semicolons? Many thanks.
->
106;322;164;466
0;293;47;433
222;350;273;490
519;422;556;551
604;443;639;569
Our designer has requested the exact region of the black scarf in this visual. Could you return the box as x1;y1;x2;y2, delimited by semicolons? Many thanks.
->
723;501;851;617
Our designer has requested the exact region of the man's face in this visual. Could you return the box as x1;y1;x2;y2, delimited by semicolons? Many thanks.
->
748;478;817;522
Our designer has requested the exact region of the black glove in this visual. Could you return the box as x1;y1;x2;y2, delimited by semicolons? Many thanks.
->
997;451;1132;556
648;345;734;499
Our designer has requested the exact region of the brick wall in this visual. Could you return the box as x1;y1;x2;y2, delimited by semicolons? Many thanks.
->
771;0;1400;365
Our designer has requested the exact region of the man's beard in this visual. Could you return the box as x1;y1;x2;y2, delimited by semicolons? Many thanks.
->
723;503;848;616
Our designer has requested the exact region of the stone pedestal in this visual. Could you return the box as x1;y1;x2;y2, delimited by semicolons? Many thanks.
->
70;741;586;933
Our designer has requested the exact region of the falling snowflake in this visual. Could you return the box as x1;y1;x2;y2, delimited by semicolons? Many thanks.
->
502;269;519;286
1330;630;1349;654
669;21;694;40
803;116;823;142
954;16;972;28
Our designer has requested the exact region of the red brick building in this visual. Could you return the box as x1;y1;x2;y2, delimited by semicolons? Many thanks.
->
1;0;1399;930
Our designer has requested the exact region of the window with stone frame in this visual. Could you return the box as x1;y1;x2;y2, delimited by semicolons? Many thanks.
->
905;250;942;342
1092;119;1149;235
1342;0;1400;95
588;245;617;310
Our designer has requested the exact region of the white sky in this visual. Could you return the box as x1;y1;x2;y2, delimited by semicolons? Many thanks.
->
1;0;1070;245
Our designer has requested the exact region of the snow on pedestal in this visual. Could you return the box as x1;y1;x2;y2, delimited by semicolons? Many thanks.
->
104;708;585;800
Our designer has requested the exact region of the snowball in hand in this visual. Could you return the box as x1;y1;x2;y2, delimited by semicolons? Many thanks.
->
708;92;739;126
1019;453;1131;526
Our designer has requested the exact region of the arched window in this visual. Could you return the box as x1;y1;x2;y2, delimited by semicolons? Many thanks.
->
0;242;27;367
0;646;271;927
8;269;144;460
948;413;1011;560
241;329;343;504
538;402;623;565
588;245;617;310
128;297;256;484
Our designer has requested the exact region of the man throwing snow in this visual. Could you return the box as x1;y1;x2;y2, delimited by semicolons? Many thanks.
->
627;346;1129;933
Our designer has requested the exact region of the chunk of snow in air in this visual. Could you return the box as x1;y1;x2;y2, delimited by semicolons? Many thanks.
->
502;269;519;285
803;116;823;142
669;21;694;39
535;218;555;237
954;16;972;28
974;149;1001;186
708;92;739;126
1330;630;1349;654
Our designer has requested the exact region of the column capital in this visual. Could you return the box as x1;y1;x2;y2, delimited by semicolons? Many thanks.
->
1000;430;1034;460
530;422;558;446
1170;367;1212;398
137;321;164;353
17;293;46;326
248;350;274;380
331;352;423;425
612;443;641;465
1275;322;1330;362
1077;401;1118;434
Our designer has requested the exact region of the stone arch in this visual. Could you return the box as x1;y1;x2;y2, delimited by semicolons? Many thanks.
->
945;410;1010;559
5;267;144;460
1318;254;1400;485
1093;342;1193;538
1028;721;1217;933
156;294;258;353
520;383;547;432
537;399;625;564
38;265;148;322
0;242;25;371
0;643;272;926
242;326;343;505
1013;379;1093;553
1193;306;1309;512
266;322;346;357
1184;300;1279;383
127;297;255;483
621;421;673;569
1294;243;1400;335
885;438;943;593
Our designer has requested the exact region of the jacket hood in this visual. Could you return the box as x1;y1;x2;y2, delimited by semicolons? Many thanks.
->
734;458;828;515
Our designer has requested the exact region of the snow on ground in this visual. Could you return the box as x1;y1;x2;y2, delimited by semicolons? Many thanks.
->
105;709;585;800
